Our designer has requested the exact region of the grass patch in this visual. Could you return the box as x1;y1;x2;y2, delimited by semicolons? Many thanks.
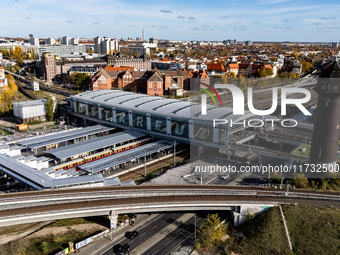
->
227;206;291;255
1;229;100;255
292;145;310;157
0;129;12;135
0;223;40;236
26;120;45;125
224;205;340;255
48;218;92;227
283;205;340;255
49;216;108;227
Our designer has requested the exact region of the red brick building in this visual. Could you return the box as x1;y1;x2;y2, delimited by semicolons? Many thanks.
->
226;63;239;76
208;63;226;74
146;71;163;96
188;70;210;90
164;70;190;93
92;68;163;96
92;69;117;90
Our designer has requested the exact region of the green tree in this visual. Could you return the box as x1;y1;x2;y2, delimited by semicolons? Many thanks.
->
45;97;54;121
17;56;24;67
224;72;236;78
197;214;228;248
72;73;92;91
40;241;49;254
301;61;313;74
321;178;328;190
265;67;273;76
54;103;60;120
0;49;9;58
292;173;309;188
54;235;64;249
259;67;273;77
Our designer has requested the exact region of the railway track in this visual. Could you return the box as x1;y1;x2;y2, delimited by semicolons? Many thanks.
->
0;193;339;218
2;184;340;200
267;130;312;144
232;144;308;162
118;151;190;182
1;188;339;212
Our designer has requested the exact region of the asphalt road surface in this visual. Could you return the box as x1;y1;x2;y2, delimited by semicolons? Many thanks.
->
102;212;186;255
141;214;205;255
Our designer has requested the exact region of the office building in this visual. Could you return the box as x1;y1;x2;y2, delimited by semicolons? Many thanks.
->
40;53;57;83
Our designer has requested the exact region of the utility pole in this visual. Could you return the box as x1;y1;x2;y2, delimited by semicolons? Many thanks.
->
144;149;147;177
280;174;284;189
194;215;197;239
173;140;176;165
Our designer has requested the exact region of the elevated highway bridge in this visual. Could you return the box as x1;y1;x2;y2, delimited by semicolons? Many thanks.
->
0;185;339;227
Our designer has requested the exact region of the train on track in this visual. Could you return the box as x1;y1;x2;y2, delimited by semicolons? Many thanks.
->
52;138;152;171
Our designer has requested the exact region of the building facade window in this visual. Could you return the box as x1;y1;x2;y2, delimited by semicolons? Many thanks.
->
151;116;167;134
116;108;129;126
101;107;113;122
88;104;99;118
132;112;147;130
77;102;86;115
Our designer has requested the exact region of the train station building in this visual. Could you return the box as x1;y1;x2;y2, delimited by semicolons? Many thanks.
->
66;90;257;149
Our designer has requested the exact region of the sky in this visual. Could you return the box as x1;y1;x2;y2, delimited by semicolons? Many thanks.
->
1;0;340;42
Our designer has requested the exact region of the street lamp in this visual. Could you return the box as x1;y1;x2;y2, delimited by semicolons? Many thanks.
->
194;215;197;239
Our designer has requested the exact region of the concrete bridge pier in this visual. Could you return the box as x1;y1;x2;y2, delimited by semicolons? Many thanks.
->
232;204;275;226
109;211;118;230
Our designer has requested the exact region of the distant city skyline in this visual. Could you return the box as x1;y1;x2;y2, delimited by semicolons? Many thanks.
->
1;0;340;42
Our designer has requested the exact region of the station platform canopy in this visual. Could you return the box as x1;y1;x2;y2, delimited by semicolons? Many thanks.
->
80;140;174;173
18;125;115;150
45;131;147;161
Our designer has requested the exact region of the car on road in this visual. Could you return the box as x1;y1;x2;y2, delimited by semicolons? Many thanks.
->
125;230;139;239
128;213;137;220
117;243;130;254
220;173;230;179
